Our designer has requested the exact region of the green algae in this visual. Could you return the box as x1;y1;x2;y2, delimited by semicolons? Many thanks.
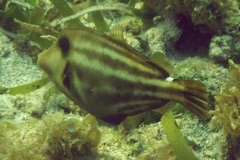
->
162;110;197;160
0;113;100;159
210;60;240;137
0;77;50;95
50;0;81;27
88;0;109;33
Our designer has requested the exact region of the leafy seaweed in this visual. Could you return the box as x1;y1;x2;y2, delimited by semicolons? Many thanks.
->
0;77;51;95
89;0;109;33
162;110;197;160
50;0;81;26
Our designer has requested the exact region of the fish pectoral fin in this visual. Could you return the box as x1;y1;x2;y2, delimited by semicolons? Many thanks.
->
175;80;209;120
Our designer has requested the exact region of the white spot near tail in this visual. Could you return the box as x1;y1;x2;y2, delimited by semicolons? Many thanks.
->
166;77;174;82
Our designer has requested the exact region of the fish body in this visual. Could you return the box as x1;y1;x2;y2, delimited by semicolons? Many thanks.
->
38;26;209;124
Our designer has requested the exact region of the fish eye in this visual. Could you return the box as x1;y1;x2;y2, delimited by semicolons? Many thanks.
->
58;36;70;54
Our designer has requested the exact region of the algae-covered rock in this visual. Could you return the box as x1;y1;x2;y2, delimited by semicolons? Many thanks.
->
166;0;240;35
0;113;100;160
209;35;240;63
209;35;233;62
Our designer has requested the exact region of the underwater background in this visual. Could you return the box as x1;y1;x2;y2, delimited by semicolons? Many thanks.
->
0;0;240;159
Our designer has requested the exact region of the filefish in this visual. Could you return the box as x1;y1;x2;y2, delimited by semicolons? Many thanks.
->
37;26;209;125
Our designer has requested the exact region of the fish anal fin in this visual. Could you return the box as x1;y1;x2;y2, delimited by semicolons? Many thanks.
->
102;114;126;125
119;113;145;132
153;101;173;115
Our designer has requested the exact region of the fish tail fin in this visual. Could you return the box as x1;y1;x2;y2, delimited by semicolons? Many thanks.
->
174;80;209;120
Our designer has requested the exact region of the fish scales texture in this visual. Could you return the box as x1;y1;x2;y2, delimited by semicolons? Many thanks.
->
38;26;209;124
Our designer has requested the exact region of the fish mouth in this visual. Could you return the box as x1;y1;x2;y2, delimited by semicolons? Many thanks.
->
37;46;74;101
37;45;65;79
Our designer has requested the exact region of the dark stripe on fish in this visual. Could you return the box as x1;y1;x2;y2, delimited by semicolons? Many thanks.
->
67;30;169;78
70;62;173;106
75;48;164;80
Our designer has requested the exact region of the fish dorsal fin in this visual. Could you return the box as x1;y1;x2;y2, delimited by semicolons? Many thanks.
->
108;25;150;61
108;25;126;42
150;52;173;75
109;26;171;77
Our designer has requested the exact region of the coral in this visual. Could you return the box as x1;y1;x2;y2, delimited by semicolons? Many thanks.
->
166;0;240;35
209;60;240;137
0;113;100;160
